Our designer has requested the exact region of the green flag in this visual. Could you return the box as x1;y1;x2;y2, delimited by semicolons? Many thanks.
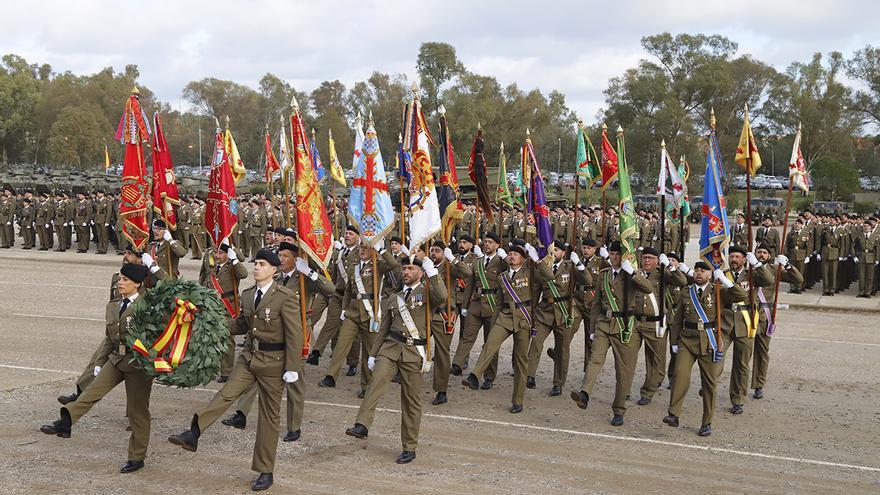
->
616;128;638;267
495;143;513;207
576;124;601;186
512;148;524;207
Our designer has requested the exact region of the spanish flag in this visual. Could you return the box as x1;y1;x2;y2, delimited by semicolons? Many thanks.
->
735;103;762;176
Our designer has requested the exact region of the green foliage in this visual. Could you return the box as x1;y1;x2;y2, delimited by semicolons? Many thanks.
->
127;279;229;388
852;201;876;215
46;104;109;167
810;156;859;200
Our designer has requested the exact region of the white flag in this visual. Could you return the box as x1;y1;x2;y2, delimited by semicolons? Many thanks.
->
404;102;441;251
279;125;290;172
657;145;685;205
788;128;809;193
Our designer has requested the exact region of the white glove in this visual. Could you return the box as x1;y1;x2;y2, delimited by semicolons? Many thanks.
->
44;224;50;228
525;243;539;261
104;223;109;227
282;371;299;383
82;222;87;227
422;257;438;277
496;247;507;259
659;253;670;267
163;230;172;241
93;366;101;376
775;254;789;266
227;247;238;262
295;257;310;274
374;236;385;248
461;308;468;318
671;345;679;354
679;262;690;275
443;247;455;262
589;333;595;342
621;259;634;274
715;269;734;288
400;244;410;256
367;356;376;371
569;252;581;265
63;222;68;227
141;252;155;266
805;256;811;264
652;236;658;241
473;245;484;257
334;240;343;250
340;311;346;321
599;246;609;259
746;252;760;267
853;257;859;263
815;253;821;261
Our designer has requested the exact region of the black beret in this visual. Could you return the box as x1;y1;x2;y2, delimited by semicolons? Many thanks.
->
390;236;403;244
507;242;527;257
280;228;296;238
255;248;281;267
755;243;773;252
459;234;475;244
120;263;149;283
403;256;423;268
608;240;622;253
729;245;747;256
346;224;359;235
432;240;446;249
152;219;166;229
641;247;659;257
277;241;299;253
485;231;501;243
22;198;31;204
272;226;286;235
666;252;681;262
583;238;597;247
552;239;567;251
693;261;712;271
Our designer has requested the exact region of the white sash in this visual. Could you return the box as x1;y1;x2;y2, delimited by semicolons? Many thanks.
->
648;292;664;337
354;263;380;332
337;249;349;284
396;293;431;373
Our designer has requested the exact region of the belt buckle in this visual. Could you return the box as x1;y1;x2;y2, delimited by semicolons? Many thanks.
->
697;320;705;332
405;336;414;346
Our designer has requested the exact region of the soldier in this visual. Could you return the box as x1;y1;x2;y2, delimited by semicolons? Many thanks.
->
318;239;400;396
802;210;821;289
221;242;335;443
510;210;526;241
567;239;607;370
751;244;803;399
785;218;810;293
462;240;553;413
731;212;749;249
345;255;445;464
168;249;300;491
147;220;187;280
36;192;53;250
73;191;93;253
452;231;506;386
754;215;780;257
40;263;154;473
662;262;746;436
820;217;844;296
0;186;15;248
93;190;112;254
199;242;248;382
526;240;591;396
189;199;205;259
247;199;266;259
570;241;653;426
19;197;35;249
855;222;879;298
52;192;67;251
427;240;472;405
382;236;408;299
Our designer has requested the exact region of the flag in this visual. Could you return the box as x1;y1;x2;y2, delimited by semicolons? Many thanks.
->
291;109;334;268
264;129;281;183
328;129;346;186
495;142;513;207
656;142;685;207
150;112;180;230
469;128;494;223
396;134;411;183
667;155;691;224
576;124;601;187
735;105;762;175
699;131;730;269
789;126;809;193
104;144;111;171
309;129;326;183
616;128;638;267
349;116;395;247
432;111;463;243
512;147;524;207
402;95;443;249
224;126;247;184
523;133;553;257
114;89;151;252
205;125;239;247
599;125;619;190
279;124;290;173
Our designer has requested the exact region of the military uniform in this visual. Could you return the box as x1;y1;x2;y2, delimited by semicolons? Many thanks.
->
93;195;112;253
731;223;749;250
855;231;879;297
752;262;803;393
574;253;606;369
820;225;845;294
36;197;53;250
199;249;249;378
431;256;472;399
0;194;14;247
309;244;360;367
189;203;205;258
785;226;811;292
754;225;780;257
19;200;35;249
148;237;186;280
453;249;506;382
73;197;93;252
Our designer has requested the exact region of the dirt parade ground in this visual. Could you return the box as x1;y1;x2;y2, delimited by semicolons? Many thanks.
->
0;248;878;494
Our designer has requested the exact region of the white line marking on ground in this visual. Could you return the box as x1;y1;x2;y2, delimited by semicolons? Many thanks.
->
5;363;877;474
12;313;103;322
0;281;105;290
775;336;880;347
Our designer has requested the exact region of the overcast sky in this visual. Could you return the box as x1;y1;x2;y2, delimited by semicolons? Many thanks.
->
2;0;878;121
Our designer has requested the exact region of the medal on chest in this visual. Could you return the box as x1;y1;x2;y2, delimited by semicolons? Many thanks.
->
410;293;423;310
560;273;570;284
515;277;528;289
264;308;272;323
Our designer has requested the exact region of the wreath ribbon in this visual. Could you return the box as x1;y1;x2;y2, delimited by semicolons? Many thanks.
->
133;298;198;373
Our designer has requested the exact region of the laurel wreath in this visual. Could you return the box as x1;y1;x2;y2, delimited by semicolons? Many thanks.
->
126;279;230;388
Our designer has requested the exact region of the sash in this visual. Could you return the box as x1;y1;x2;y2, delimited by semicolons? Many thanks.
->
546;279;573;328
396;293;432;373
646;292;663;338
476;256;496;311
757;287;775;336
133;298;198;372
604;272;634;343
209;270;238;318
727;272;759;338
337;250;349;284
500;273;535;336
689;286;722;362
354;263;380;332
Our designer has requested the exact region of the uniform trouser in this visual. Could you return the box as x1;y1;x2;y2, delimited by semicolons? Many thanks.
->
579;325;639;416
117;230;129;252
189;233;203;258
0;222;10;246
22;226;34;247
822;258;838;292
195;355;284;473
311;295;359;367
355;355;423;451
576;306;593;371
633;324;668;400
432;320;453;393
527;315;581;388
63;356;153;461
237;367;305;432
248;235;262;259
64;225;72;248
220;335;237;377
96;224;109;252
179;229;190;251
37;224;51;248
54;226;66;250
453;311;498;381
723;328;755;407
858;263;875;296
327;318;375;390
751;321;771;390
668;334;722;427
472;322;530;405
75;225;89;250
790;259;806;290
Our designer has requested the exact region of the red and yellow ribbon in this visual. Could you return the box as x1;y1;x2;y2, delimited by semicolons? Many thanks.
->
133;298;198;373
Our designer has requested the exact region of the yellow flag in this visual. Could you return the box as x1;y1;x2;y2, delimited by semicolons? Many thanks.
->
224;129;247;184
104;144;111;171
328;130;346;186
734;105;762;175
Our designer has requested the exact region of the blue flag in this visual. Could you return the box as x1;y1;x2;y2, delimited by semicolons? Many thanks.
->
699;132;730;269
524;137;553;257
396;139;411;183
309;132;325;182
348;118;395;246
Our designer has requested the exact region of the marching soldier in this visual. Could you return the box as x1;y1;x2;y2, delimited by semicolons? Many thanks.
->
40;263;154;473
148;220;187;280
754;216;780;257
198;242;248;382
168;249;301;492
662;262;746;436
570;241;653;426
189;199;205;259
73;191;93;253
382;236;408;299
785;218;810;293
345;255;446;464
731;212;749;249
462;240;553;413
247;200;266;260
94;190;112;254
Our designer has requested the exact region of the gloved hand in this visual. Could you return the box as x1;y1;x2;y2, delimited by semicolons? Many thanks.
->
334;240;343;250
679;262;691;275
400;244;410;256
141;253;155;267
715;268;734;288
599;246;609;259
746;252;760;267
374;236;385;248
815;253;821;262
461;308;468;318
104;223;109;227
853;256;859;264
671;345;679;354
621;259;634;274
805;256;811;264
45;224;50;229
367;356;376;371
163;230;172;242
589;333;595;342
570;252;581;265
295;257;310;274
473;245;484;257
659;253;670;267
340;311;346;321
93;366;101;376
443;247;455;262
82;222;87;227
227;247;238;262
422;257;438;277
496;247;507;259
63;222;68;227
525;243;539;261
775;254;789;266
282;371;299;383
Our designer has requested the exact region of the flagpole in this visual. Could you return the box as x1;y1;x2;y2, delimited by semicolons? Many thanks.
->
567;121;584;322
600;123;609;248
398;133;406;242
744;104;755;316
770;122;799;333
680;156;687;260
222;115;240;312
291;96;310;355
710;109;723;353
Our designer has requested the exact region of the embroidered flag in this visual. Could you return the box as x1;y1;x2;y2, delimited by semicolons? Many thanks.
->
402;93;442;249
150;112;180;230
349;114;395;246
115;89;151;251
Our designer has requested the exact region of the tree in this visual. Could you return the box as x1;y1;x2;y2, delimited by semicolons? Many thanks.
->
0;54;40;164
810;156;859;200
347;71;410;160
310;80;352;171
46;104;110;169
847;45;880;128
416;42;464;116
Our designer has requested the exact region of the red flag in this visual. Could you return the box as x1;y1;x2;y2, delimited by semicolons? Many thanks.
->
468;128;494;223
115;90;150;251
205;126;238;247
150;113;180;230
264;130;280;183
291;109;333;269
599;126;619;190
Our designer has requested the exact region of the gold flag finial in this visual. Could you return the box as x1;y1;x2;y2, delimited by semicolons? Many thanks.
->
661;139;666;148
311;128;316;139
526;128;531;137
710;107;716;130
477;121;482;131
329;128;334;139
264;122;269;133
411;81;419;93
601;122;607;131
224;115;230;130
616;124;624;134
213;116;220;128
398;132;402;143
367;110;374;124
500;141;505;153
438;104;446;115
131;86;140;95
797;121;802;132
291;94;299;110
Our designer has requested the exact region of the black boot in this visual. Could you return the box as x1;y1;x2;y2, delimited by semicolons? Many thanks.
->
662;414;679;427
396;450;416;464
306;350;320;365
461;373;479;390
282;429;301;442
318;375;336;388
120;460;145;473
570;390;589;410
57;386;81;405
40;408;72;438
251;473;273;491
221;410;246;429
168;414;200;452
345;423;368;439
431;391;447;405
450;364;462;376
526;376;536;389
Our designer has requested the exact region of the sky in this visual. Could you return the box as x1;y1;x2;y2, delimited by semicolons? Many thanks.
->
2;0;879;121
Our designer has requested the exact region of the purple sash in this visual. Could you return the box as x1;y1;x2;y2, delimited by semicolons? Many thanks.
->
500;273;535;336
757;287;775;335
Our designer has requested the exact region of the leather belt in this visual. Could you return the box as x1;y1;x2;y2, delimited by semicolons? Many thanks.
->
389;332;427;346
477;288;497;295
604;310;628;318
357;293;375;300
635;315;662;322
545;295;570;303
758;302;773;309
684;321;716;330
336;288;345;295
729;304;751;311
514;300;532;307
250;340;284;351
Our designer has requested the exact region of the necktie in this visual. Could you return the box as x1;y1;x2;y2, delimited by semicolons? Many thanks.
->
404;288;412;301
553;263;559;275
254;288;263;308
734;271;739;283
119;298;130;316
613;270;618;280
283;274;290;286
698;288;703;298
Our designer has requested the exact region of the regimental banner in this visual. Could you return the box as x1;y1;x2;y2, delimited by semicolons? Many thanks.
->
291;111;334;269
205;127;238;247
115;90;151;251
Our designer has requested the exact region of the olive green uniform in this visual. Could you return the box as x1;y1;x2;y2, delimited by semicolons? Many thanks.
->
820;225;844;294
310;245;360;367
198;249;248;377
19;200;35;248
432;257;472;395
94;196;112;253
752;263;803;391
73;198;93;252
0;195;14;247
36;198;53;249
147;237;186;280
454;250;506;379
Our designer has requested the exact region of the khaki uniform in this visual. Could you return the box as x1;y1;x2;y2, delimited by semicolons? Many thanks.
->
356;273;446;451
93;197;112;253
190;204;205;258
820;226;844;294
574;255;607;369
731;223;749;250
0;195;14;247
310;245;360;367
177;202;192;251
432;258;472;394
246;206;266;258
785;228;811;291
148;238;187;280
73;198;93;251
36;198;54;249
855;233;879;296
752;263;803;390
754;226;780;257
19;201;35;248
454;251;506;379
198;249;248;377
52;198;69;251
